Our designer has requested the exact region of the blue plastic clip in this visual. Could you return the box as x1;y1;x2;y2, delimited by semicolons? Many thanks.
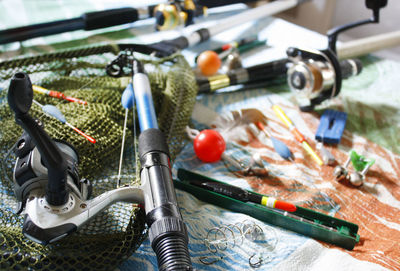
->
315;110;347;144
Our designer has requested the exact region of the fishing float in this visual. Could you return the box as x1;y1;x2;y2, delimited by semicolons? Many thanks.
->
266;98;323;166
32;99;96;144
32;85;87;105
186;177;297;212
255;121;293;160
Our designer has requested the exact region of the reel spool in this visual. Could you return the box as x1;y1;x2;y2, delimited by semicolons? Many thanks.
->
286;47;362;112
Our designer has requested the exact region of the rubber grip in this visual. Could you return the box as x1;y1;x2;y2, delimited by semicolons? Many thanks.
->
138;128;170;159
340;59;363;79
83;8;139;30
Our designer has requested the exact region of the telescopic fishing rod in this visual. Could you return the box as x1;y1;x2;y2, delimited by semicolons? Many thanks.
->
132;57;192;270
0;0;209;44
336;30;400;60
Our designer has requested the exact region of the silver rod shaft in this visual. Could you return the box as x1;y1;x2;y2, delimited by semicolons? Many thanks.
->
337;30;400;59
208;0;300;37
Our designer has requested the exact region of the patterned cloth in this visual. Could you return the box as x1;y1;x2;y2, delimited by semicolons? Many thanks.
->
1;1;399;271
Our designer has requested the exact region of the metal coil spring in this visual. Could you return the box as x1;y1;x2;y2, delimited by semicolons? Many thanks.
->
199;220;279;268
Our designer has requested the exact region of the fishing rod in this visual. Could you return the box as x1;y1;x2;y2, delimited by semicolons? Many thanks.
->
0;7;142;45
132;57;192;270
106;0;306;76
152;0;264;31
196;2;397;111
108;0;308;60
0;0;210;44
0;0;288;45
337;30;400;60
196;58;290;93
7;70;191;270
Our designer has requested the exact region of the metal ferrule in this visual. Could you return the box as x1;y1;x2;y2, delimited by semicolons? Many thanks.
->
140;152;178;216
208;74;230;92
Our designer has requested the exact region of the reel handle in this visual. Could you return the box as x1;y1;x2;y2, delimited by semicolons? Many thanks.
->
8;72;69;206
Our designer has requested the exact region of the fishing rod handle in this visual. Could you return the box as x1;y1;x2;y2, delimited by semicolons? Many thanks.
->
0;8;139;44
246;58;290;82
337;30;400;59
196;58;289;93
139;129;192;271
83;7;139;30
340;58;363;79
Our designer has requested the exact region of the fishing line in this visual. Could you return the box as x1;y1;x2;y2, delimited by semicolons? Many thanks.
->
1;141;18;186
117;106;129;187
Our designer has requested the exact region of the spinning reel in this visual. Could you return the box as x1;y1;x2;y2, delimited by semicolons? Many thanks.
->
286;0;387;111
153;0;206;31
8;72;144;244
286;47;362;111
8;72;191;270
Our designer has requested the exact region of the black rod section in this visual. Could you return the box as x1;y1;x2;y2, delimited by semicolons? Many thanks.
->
0;7;140;44
196;58;290;93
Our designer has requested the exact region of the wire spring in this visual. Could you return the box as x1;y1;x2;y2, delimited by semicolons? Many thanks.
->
199;220;279;268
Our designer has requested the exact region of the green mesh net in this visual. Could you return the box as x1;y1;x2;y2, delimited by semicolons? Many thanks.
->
0;44;198;270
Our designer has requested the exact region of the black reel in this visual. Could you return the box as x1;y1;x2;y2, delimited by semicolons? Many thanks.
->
286;47;343;112
286;47;363;111
12;127;92;214
8;72;92;243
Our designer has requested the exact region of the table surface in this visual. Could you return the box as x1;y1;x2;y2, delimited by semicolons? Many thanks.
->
0;1;399;271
